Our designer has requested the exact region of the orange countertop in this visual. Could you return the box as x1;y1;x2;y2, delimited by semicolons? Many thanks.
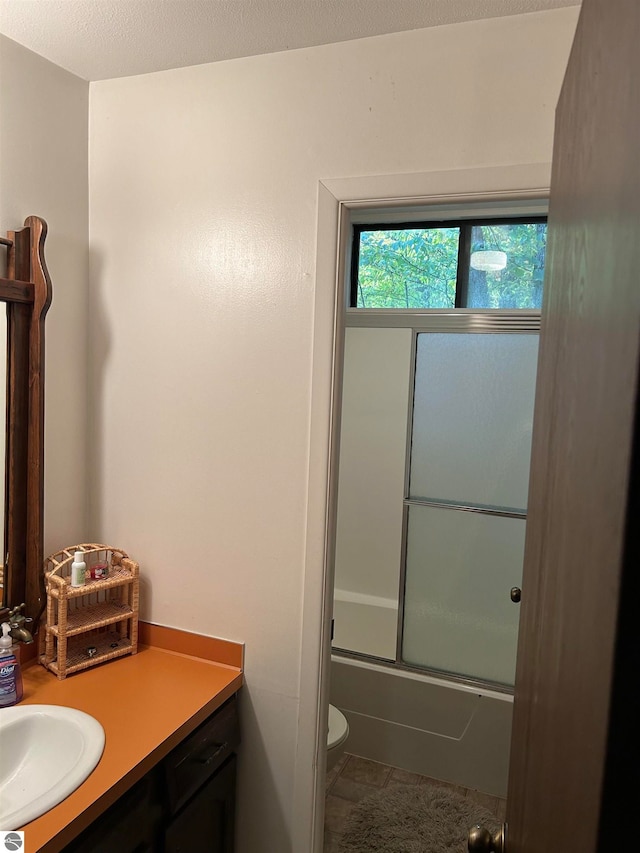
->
17;639;243;853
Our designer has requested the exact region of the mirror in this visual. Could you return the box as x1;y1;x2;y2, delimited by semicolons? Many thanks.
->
0;309;5;587
0;216;51;627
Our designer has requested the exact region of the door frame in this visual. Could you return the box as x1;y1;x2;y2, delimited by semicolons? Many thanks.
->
293;162;552;852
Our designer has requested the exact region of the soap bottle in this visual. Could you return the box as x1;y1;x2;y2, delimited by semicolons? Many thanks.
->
71;550;86;587
0;622;23;707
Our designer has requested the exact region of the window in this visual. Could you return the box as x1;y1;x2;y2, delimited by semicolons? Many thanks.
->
350;217;547;310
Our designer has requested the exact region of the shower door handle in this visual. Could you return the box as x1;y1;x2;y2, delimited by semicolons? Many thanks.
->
468;823;506;852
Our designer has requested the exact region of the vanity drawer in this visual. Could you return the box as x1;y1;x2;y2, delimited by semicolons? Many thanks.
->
164;695;240;814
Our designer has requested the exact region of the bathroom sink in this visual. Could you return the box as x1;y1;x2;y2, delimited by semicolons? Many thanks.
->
0;704;105;830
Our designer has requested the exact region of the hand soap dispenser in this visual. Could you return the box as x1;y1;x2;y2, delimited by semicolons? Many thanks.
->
0;622;23;707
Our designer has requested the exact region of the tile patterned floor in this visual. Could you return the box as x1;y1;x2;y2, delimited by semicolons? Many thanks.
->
324;753;507;852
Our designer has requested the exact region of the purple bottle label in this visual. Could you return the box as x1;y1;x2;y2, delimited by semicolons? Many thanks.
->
0;655;18;703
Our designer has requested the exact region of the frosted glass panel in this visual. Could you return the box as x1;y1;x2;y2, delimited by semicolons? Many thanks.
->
409;333;538;511
402;505;525;685
333;327;413;659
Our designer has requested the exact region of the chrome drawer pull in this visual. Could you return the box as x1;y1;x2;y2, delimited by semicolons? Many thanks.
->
197;742;227;766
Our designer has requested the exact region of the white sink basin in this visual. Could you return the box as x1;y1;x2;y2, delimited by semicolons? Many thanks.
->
0;704;105;830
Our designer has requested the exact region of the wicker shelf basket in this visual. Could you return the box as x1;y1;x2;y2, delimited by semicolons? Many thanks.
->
40;543;139;679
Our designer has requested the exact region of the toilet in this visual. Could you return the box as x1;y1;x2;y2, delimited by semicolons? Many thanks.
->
327;704;349;770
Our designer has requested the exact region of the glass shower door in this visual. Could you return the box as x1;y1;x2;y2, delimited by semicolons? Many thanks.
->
401;332;539;686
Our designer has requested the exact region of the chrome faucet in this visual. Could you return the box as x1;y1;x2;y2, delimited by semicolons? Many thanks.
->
8;603;34;645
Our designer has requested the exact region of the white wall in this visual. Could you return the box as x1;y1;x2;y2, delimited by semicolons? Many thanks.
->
0;35;89;558
88;9;579;851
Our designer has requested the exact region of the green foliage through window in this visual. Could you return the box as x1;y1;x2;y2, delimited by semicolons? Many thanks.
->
352;218;546;310
356;228;459;309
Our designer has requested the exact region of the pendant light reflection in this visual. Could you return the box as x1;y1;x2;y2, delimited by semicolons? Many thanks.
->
470;250;507;272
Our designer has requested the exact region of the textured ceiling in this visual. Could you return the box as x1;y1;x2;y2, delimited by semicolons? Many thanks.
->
0;0;580;82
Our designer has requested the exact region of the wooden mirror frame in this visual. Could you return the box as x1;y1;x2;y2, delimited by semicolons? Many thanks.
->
0;216;51;626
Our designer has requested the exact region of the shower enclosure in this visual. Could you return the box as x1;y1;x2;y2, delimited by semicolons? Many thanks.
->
332;317;539;690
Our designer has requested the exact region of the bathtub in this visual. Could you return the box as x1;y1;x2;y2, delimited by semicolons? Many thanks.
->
331;634;513;797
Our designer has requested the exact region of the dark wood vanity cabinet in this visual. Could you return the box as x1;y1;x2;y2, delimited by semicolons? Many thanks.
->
164;757;236;853
162;694;239;853
64;694;240;853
